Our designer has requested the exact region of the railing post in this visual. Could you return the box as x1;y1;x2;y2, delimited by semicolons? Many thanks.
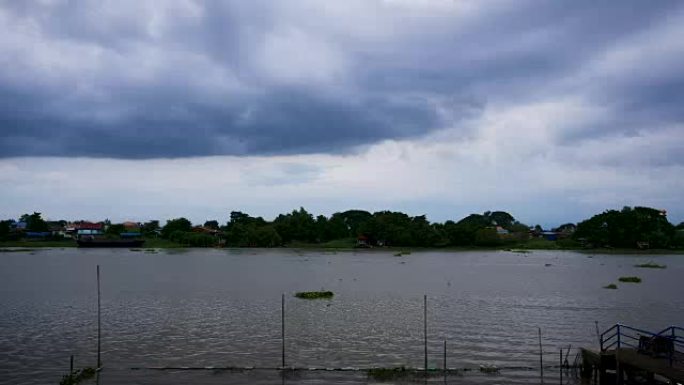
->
670;327;675;367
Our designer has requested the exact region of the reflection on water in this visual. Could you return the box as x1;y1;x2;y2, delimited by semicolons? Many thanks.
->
0;248;682;384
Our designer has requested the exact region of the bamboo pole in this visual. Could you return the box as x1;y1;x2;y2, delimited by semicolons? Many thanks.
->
97;265;101;369
443;340;447;382
423;295;428;371
559;348;563;385
538;327;544;384
281;293;285;368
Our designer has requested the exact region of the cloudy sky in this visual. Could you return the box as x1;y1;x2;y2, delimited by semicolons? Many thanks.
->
1;0;683;227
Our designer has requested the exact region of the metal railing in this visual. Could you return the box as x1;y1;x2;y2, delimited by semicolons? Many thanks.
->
600;323;683;367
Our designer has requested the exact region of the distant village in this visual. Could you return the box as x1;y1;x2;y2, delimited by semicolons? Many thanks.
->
1;217;219;241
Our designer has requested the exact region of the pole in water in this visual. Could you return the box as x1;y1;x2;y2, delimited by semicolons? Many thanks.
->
281;293;285;368
538;327;544;384
559;348;563;385
97;265;101;369
423;295;428;371
443;340;447;382
70;355;74;375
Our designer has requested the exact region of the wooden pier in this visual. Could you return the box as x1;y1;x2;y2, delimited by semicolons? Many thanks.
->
581;324;684;384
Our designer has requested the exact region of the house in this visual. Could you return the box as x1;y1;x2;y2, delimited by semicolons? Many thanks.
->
123;221;141;231
75;222;104;237
553;223;576;239
48;222;66;238
356;235;371;248
541;231;558;241
495;226;509;235
192;226;220;235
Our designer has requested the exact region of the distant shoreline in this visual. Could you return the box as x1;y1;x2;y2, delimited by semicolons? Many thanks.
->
2;240;683;254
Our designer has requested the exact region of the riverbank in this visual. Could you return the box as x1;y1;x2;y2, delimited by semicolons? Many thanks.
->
2;239;683;254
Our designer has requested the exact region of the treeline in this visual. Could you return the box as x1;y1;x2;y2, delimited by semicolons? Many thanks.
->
2;206;683;249
159;206;684;248
153;209;532;248
574;206;683;249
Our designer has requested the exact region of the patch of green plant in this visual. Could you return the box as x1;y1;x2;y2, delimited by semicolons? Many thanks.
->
618;276;642;283
294;291;334;299
634;261;666;269
59;367;96;385
393;250;411;256
367;367;442;381
368;367;412;381
603;283;617;289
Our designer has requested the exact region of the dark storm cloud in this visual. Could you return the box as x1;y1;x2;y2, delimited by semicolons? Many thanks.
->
1;0;683;158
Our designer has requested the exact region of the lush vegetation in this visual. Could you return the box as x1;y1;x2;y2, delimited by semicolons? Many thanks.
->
294;291;334;299
618;276;642;283
634;262;667;269
574;207;675;248
2;206;683;250
59;367;96;385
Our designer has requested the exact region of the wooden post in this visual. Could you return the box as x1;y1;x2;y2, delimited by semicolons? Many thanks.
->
443;340;447;382
595;321;601;350
281;293;285;368
423;295;428;371
559;348;563;385
70;355;74;375
538;327;544;384
615;348;620;385
97;265;101;369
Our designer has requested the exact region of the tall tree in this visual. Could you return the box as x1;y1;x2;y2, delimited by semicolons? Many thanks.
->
22;212;49;232
204;220;219;230
161;218;192;238
574;206;674;248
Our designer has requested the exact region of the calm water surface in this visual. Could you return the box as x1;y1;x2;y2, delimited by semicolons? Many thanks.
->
0;248;682;385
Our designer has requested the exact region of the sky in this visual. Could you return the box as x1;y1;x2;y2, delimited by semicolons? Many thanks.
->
1;0;683;228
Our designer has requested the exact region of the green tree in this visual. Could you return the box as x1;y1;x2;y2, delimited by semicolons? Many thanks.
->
142;220;160;236
574;206;675;248
21;212;49;232
274;207;316;243
487;211;515;228
0;220;11;240
106;223;125;236
204;220;219;230
332;210;372;237
161;218;192;238
474;227;502;246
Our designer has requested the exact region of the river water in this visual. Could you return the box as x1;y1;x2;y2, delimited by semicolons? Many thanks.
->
0;248;682;385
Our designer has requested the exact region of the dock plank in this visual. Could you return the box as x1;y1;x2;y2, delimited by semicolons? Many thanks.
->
615;348;684;382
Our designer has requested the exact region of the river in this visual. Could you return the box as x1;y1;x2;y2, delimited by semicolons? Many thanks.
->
0;248;682;384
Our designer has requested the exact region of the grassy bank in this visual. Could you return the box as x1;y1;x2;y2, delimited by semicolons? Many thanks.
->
0;240;76;248
1;238;683;254
0;237;184;249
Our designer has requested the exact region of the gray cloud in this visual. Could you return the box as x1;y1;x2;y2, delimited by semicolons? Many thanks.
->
1;0;683;158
